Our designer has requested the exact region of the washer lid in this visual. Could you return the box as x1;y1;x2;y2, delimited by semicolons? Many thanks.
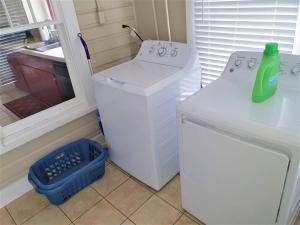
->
93;60;180;90
178;73;299;151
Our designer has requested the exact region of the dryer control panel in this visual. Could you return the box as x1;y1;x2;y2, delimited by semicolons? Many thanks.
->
136;40;190;68
224;51;300;91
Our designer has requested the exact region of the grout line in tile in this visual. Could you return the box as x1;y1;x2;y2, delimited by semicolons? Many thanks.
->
109;162;131;177
102;197;129;220
101;178;138;219
104;179;155;219
121;218;136;225
4;207;17;225
72;198;105;224
128;218;136;225
5;89;28;100
104;199;129;225
97;165;182;219
154;192;182;213
183;212;204;225
87;184;105;198
126;192;155;218
153;194;183;224
5;92;18;100
73;166;132;220
128;176;156;193
65;196;103;222
17;202;50;225
57;204;74;223
172;212;184;225
90;175;131;197
5;92;15;99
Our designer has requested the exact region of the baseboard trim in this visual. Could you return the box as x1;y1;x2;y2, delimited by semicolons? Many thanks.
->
0;133;105;208
0;176;32;208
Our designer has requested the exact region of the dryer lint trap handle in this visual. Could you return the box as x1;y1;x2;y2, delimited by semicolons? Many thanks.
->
77;33;93;76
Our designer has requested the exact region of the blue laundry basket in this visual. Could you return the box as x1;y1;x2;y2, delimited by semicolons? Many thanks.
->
28;139;107;205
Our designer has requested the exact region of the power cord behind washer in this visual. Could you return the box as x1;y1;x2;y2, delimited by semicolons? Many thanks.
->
122;24;144;42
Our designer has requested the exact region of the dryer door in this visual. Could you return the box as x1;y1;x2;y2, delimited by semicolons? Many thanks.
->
180;120;289;224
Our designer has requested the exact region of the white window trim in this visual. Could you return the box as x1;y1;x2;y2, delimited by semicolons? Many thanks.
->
0;0;96;154
186;0;197;51
293;4;300;55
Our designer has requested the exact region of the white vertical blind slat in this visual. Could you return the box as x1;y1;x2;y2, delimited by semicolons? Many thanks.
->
0;32;26;86
0;0;28;28
193;0;299;86
0;0;28;86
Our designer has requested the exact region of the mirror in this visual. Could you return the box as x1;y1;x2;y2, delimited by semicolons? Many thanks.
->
0;0;54;29
0;26;75;126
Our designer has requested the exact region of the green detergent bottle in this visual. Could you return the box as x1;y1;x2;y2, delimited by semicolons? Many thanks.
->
252;43;280;103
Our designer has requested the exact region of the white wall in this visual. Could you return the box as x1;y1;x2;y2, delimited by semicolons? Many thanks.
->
73;0;140;72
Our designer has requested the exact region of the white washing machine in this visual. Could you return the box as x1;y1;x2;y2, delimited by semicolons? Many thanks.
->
93;40;201;190
177;51;300;225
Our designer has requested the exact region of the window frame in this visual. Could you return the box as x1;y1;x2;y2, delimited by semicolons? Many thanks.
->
0;0;96;153
293;5;300;55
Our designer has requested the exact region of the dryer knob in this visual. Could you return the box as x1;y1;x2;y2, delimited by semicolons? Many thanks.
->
291;66;300;75
248;61;255;69
234;59;242;67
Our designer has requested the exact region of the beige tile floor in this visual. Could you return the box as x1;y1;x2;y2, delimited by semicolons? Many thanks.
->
0;85;28;126
1;161;299;225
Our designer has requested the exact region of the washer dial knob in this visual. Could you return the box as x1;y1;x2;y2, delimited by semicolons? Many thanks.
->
170;49;178;57
149;46;155;54
157;47;167;57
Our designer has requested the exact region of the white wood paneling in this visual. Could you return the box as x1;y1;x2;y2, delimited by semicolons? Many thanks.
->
74;0;132;14
91;42;139;68
87;32;136;54
73;0;139;72
77;6;134;28
81;19;136;41
133;0;187;43
94;55;134;73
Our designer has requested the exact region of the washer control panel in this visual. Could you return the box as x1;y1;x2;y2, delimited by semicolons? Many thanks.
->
136;40;189;67
224;51;300;90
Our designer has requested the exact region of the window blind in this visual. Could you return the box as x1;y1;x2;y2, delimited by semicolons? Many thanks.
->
0;1;9;28
0;0;28;86
0;0;28;28
192;0;299;86
0;32;26;85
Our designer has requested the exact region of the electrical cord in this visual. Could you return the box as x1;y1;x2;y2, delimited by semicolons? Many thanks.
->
122;24;144;42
